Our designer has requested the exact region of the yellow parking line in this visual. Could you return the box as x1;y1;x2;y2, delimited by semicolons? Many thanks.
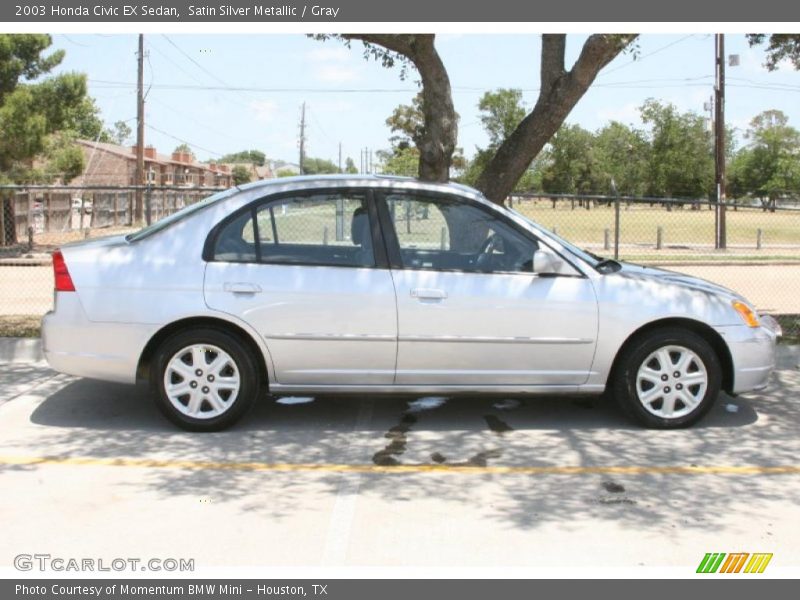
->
1;455;800;475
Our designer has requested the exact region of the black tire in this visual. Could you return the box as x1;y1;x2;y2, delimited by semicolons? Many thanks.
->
612;328;722;429
151;327;260;431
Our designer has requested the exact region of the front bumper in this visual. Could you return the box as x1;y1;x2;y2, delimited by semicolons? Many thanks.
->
715;323;778;395
42;292;156;384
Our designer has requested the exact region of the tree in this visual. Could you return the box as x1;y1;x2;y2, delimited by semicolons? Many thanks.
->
478;89;527;147
302;157;339;174
593;121;649;196
219;149;266;166
378;146;419;177
344;157;358;174
315;33;636;204
462;89;528;189
231;165;251;185
314;34;457;182
173;143;193;155
639;99;714;198
0;34;64;101
539;124;601;194
728;110;800;209
108;120;132;145
747;34;800;70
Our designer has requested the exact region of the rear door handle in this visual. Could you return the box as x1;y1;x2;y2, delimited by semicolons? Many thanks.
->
410;288;447;300
224;282;262;294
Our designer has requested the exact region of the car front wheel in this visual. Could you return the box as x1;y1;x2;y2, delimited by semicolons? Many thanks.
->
151;328;259;431
613;328;722;428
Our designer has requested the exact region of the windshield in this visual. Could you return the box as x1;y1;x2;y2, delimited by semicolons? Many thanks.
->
125;188;239;242
506;206;602;267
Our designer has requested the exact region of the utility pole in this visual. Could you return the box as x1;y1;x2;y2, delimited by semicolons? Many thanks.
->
134;33;145;225
298;102;306;175
338;142;342;173
714;33;727;250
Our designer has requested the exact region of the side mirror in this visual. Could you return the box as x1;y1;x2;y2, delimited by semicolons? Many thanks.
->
533;248;576;276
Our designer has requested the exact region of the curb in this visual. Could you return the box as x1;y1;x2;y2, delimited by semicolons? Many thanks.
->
0;338;45;363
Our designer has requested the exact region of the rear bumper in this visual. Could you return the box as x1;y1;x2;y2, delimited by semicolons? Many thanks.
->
715;324;777;395
42;293;156;384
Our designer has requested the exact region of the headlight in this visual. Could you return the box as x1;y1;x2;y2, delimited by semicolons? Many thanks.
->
732;301;760;328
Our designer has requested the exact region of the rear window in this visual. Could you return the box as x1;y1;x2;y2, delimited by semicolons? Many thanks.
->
125;188;238;243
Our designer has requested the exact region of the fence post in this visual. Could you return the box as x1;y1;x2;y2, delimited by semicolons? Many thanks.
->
656;226;663;250
145;184;152;226
44;192;51;232
323;226;329;245
440;226;447;250
611;180;620;260
552;226;558;236
604;228;610;251
756;228;763;250
0;193;5;247
79;195;86;230
405;200;412;234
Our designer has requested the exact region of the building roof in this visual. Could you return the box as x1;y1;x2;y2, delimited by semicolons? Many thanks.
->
77;140;229;172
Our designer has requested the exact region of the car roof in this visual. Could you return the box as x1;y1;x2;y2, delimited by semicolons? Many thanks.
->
233;174;485;200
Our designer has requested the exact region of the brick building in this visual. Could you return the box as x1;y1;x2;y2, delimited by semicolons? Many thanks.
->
75;140;234;188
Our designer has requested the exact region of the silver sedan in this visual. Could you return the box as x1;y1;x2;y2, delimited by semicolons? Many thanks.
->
42;176;780;431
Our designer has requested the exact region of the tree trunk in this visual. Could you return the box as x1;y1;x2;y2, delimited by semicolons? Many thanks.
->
342;34;456;182
476;34;637;205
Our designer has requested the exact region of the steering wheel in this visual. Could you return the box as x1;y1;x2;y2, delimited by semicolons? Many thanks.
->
478;233;502;256
474;233;502;271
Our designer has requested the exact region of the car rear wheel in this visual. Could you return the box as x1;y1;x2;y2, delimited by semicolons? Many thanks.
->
613;328;721;428
151;328;259;431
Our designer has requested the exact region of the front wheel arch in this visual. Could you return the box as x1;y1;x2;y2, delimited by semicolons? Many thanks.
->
606;318;734;395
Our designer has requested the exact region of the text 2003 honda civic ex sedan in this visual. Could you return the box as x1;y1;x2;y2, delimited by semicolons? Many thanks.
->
43;176;780;431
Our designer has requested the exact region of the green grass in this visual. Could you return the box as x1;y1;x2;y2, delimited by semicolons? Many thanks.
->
513;202;800;249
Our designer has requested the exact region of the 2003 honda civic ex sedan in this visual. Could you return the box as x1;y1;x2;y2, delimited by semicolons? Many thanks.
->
42;176;780;431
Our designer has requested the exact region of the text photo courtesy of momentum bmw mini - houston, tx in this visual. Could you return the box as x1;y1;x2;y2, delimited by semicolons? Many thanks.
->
1;1;800;590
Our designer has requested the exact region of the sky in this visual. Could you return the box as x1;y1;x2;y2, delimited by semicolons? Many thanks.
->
47;33;800;167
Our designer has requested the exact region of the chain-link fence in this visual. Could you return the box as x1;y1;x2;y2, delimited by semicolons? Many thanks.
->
1;185;798;338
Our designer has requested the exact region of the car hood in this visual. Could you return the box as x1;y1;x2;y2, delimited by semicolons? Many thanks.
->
614;262;748;303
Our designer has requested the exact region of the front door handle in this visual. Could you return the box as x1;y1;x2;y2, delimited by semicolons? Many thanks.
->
224;282;262;294
410;288;447;300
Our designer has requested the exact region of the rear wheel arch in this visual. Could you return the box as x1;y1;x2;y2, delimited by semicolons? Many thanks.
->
607;318;734;395
137;316;270;389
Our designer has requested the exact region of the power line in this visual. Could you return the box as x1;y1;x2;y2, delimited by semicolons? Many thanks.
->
145;123;223;157
600;34;699;77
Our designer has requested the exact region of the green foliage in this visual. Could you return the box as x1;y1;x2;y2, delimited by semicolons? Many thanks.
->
378;146;419;177
747;34;800;70
344;157;358;174
728;110;800;203
231;164;251;185
478;89;527;147
540;124;602;194
639;99;714;198
0;36;106;183
386;92;425;149
44;132;85;183
173;143;193;155
219;149;266;166
0;34;64;100
302;157;339;175
460;89;530;190
108;120;132;145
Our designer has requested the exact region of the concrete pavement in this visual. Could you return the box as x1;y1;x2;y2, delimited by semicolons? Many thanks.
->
0;355;798;570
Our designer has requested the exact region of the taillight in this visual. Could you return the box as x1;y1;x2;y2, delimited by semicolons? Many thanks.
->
53;250;76;292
